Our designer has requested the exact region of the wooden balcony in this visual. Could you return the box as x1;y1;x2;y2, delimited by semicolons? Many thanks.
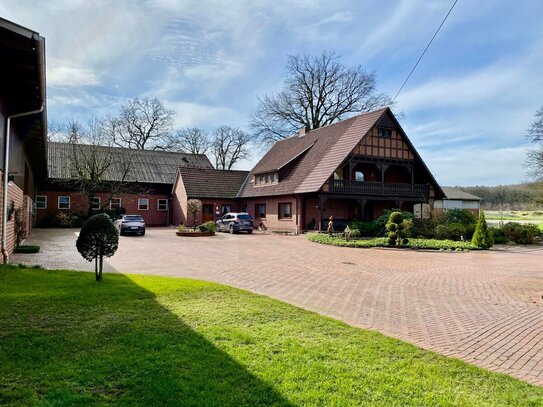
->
329;180;428;197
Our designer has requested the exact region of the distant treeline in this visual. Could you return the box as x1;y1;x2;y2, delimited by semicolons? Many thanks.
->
455;183;542;210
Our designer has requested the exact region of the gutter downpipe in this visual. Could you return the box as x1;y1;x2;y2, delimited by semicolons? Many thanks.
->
2;106;44;263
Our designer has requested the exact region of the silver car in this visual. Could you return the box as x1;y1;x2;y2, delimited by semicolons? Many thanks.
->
115;215;146;236
216;212;253;234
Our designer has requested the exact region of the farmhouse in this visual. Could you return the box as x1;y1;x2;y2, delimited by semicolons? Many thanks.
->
174;107;446;232
0;17;47;259
36;142;212;227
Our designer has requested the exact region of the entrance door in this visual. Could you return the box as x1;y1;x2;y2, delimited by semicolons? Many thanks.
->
202;204;214;222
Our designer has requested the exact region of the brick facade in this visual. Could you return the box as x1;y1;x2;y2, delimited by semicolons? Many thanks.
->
36;190;171;227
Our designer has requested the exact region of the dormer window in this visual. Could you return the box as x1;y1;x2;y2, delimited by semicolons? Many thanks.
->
255;172;278;186
378;128;392;138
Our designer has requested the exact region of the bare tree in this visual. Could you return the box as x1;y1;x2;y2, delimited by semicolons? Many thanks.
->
48;120;83;143
56;118;134;215
250;51;391;145
109;97;174;150
526;107;543;180
163;127;211;154
212;126;250;170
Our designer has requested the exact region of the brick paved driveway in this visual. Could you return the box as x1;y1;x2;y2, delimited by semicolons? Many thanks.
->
13;228;543;385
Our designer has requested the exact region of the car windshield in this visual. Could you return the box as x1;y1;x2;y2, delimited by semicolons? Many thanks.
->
237;214;251;220
124;216;144;221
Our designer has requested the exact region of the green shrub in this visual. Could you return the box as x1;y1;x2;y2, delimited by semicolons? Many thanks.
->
411;218;436;238
386;211;410;247
471;211;493;249
434;223;466;241
76;213;119;282
307;233;478;250
443;209;476;226
500;222;541;244
375;209;415;236
198;221;217;233
56;212;79;228
490;227;508;244
13;245;40;254
348;221;378;237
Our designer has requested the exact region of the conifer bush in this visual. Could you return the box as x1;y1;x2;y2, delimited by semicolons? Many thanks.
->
386;211;410;247
76;213;119;281
471;211;493;249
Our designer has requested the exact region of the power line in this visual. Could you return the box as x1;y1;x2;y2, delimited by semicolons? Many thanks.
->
392;0;459;103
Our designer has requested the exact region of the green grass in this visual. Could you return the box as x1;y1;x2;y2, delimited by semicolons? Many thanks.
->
308;233;480;251
1;266;542;406
486;211;543;222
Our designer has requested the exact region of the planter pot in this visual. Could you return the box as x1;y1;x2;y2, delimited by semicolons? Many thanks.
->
175;231;215;237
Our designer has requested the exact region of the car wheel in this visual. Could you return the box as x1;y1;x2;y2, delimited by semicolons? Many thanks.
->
229;225;235;234
247;229;253;234
119;229;124;236
140;230;145;236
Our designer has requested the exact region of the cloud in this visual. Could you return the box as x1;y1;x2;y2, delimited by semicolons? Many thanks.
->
168;101;246;129
48;63;101;88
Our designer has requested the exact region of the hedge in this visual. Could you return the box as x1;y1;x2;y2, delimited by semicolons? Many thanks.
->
307;233;480;251
13;245;40;254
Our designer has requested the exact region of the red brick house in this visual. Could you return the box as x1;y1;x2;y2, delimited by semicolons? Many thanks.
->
172;167;249;226
36;142;212;226
174;107;444;233
0;17;47;260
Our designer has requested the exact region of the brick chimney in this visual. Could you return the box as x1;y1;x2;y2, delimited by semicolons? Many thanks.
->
298;125;311;137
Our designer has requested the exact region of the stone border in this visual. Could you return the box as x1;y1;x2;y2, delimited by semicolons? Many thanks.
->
175;231;215;237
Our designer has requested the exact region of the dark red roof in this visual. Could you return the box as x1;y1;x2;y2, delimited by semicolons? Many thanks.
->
178;167;250;199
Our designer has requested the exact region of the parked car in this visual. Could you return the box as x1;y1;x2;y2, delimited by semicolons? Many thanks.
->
216;212;253;234
115;215;146;236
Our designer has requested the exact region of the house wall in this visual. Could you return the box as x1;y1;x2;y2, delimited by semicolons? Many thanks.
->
434;199;480;216
171;175;188;226
1;180;25;255
35;191;170;226
242;195;299;232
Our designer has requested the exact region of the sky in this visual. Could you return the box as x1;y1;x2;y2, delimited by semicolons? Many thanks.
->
2;0;542;186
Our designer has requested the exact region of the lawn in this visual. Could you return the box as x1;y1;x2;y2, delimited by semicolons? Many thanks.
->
1;266;542;406
486;210;543;222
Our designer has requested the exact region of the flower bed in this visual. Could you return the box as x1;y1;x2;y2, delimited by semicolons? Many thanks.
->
307;233;479;251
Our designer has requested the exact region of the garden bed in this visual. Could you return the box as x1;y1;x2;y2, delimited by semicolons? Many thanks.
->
307;233;480;251
176;231;215;237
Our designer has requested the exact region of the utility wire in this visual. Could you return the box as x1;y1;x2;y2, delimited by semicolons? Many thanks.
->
392;0;459;103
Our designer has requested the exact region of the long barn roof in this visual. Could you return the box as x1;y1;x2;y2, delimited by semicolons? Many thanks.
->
48;142;213;184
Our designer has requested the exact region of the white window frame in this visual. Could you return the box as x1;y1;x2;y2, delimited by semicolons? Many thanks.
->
36;195;47;209
157;199;168;211
138;198;149;211
110;197;122;210
58;196;70;210
91;197;101;211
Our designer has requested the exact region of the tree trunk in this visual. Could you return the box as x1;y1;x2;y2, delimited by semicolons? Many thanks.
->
98;255;103;281
95;257;100;281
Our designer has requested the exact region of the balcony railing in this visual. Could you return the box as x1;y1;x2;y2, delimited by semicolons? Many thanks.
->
330;180;428;197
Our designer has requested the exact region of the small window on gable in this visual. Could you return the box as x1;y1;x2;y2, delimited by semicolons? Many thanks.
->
138;198;149;211
90;197;101;211
110;198;122;210
378;128;392;138
157;199;168;211
355;171;364;182
36;195;47;209
58;196;70;210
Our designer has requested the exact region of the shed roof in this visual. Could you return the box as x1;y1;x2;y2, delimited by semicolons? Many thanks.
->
48;142;213;184
177;167;250;199
441;187;482;201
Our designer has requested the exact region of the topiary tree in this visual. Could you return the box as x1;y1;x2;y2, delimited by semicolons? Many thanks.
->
186;199;202;228
386;211;410;247
76;213;119;282
471;210;493;249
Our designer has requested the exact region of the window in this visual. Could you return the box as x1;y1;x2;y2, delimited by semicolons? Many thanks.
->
58;196;70;209
138;198;149;211
110;198;122;210
255;173;278;186
278;203;292;219
255;203;266;218
36;195;47;209
355;171;364;182
157;199;168;211
378;128;392;138
90;197;101;211
221;205;231;215
333;169;344;180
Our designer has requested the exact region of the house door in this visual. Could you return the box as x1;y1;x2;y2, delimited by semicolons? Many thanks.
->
202;204;214;222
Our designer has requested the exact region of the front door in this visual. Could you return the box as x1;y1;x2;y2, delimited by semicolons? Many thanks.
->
202;204;213;222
